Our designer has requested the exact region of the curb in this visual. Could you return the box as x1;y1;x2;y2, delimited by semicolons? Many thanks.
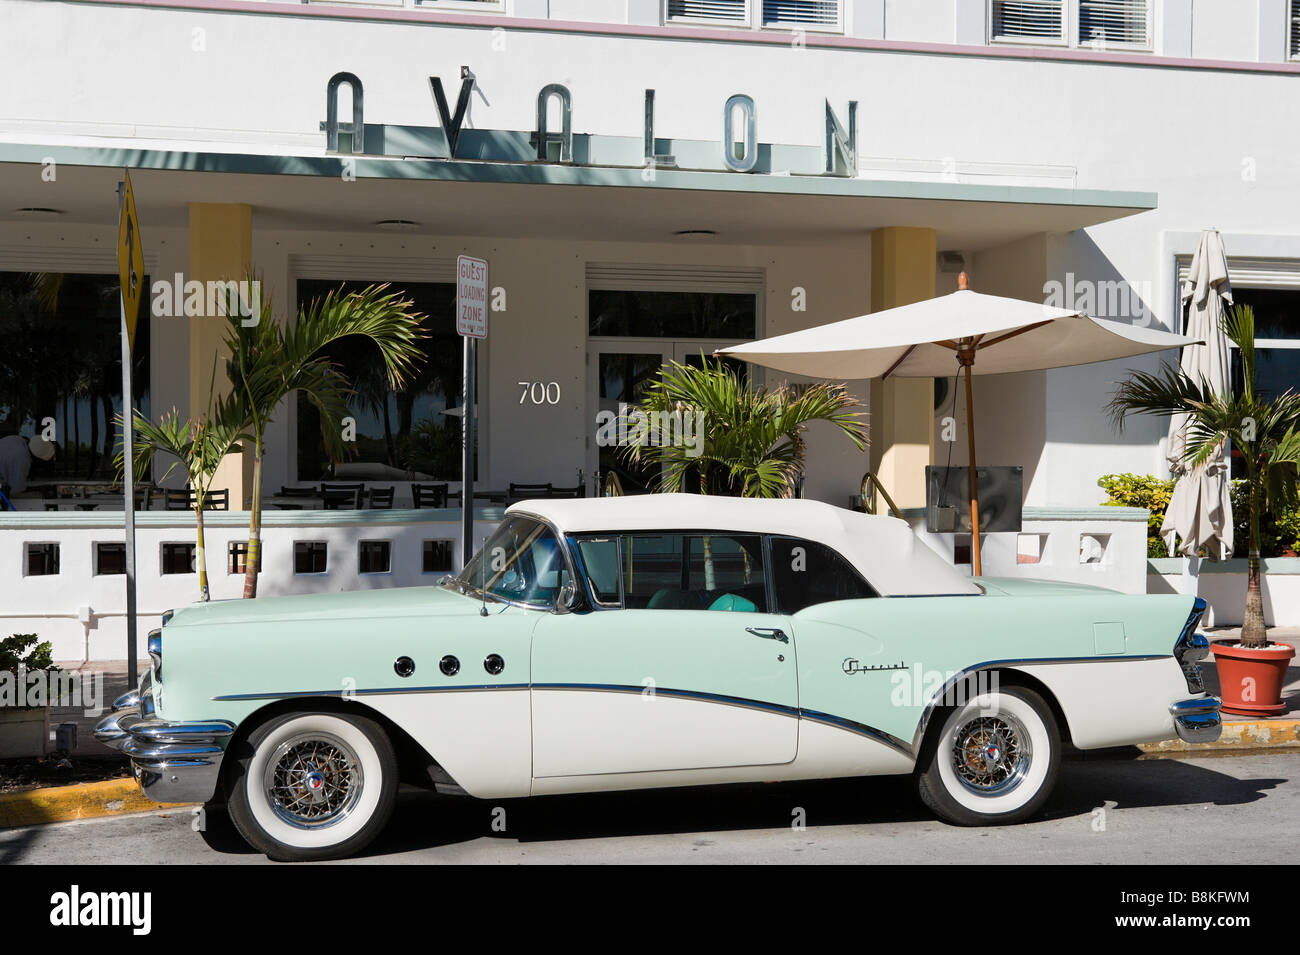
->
1138;719;1300;754
0;778;194;829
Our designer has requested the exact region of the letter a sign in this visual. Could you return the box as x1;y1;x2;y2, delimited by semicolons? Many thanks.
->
456;254;488;339
117;170;144;352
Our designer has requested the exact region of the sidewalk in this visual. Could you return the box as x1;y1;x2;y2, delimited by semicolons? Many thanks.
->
49;660;148;758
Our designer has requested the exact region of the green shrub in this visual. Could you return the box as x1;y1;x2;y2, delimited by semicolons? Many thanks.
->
1098;473;1175;558
1100;472;1300;558
0;633;55;674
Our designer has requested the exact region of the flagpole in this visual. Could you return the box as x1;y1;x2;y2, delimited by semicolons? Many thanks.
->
117;180;139;689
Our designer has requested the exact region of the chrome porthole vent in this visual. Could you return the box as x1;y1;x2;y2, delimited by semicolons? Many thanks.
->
264;732;363;830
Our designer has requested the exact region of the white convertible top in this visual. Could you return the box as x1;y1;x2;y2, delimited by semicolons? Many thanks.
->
507;494;979;597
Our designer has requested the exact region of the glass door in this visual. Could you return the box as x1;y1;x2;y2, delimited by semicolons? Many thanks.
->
585;340;754;495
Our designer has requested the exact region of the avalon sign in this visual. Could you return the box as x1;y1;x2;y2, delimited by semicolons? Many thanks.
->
322;71;859;177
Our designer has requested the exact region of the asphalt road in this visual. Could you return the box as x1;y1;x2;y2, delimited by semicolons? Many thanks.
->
2;753;1296;864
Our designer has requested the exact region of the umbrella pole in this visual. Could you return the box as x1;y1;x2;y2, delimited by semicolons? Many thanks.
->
961;349;982;577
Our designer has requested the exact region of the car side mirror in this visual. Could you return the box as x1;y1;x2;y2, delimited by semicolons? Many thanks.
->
554;581;578;615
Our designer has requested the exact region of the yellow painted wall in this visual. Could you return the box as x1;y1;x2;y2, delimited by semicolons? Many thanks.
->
868;226;935;510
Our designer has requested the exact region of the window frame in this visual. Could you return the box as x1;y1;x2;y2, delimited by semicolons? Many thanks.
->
988;0;1152;52
566;529;880;614
293;540;330;576
662;0;843;35
767;535;879;614
358;539;394;576
23;541;60;577
160;541;197;576
1290;0;1300;61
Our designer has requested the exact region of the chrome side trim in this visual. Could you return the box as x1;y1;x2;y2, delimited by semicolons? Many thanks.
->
907;655;1168;755
1169;696;1222;744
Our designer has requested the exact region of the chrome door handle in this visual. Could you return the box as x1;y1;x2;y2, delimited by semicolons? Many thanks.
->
746;627;788;644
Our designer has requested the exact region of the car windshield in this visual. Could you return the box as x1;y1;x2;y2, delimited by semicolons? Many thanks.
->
451;516;569;609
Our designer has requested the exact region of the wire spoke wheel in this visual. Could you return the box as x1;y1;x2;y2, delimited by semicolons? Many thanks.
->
264;731;364;829
950;713;1032;797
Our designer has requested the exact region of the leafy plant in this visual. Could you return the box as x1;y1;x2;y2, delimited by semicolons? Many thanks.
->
1109;305;1300;647
118;361;246;601
0;634;55;675
621;357;867;498
1097;473;1177;558
223;283;426;597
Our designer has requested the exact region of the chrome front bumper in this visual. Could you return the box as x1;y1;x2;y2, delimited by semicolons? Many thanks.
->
1170;696;1223;744
94;672;234;804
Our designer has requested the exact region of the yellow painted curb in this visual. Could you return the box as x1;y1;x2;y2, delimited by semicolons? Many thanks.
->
1139;719;1300;754
0;778;194;829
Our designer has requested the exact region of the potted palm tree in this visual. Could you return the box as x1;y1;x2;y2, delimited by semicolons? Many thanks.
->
223;283;425;597
1109;305;1299;715
621;356;868;497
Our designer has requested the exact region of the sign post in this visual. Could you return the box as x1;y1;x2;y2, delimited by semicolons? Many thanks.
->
456;254;488;566
117;171;144;689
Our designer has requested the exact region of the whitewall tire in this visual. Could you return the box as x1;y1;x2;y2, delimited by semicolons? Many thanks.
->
227;711;398;862
916;686;1060;826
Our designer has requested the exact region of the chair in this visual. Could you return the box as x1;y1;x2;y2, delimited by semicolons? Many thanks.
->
278;485;318;498
322;486;363;510
549;484;586;499
368;486;395;509
509;482;552;501
164;488;228;511
411;483;448;508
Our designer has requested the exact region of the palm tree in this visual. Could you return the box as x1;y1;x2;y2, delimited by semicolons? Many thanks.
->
121;375;246;601
1108;305;1300;648
224;283;425;598
621;356;868;498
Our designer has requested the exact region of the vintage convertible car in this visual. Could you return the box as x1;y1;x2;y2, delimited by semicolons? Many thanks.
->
96;495;1220;861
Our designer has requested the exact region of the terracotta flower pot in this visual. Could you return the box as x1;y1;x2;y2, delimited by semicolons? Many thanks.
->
1212;641;1295;716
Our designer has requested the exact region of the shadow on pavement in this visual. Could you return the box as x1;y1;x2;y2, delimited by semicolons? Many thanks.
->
191;755;1285;861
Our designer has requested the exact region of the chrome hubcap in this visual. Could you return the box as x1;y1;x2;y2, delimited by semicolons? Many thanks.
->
951;714;1031;796
264;732;363;829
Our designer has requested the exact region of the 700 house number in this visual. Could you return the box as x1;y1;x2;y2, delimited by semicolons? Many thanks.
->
518;380;561;405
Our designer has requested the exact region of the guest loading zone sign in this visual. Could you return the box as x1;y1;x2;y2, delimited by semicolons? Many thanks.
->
319;69;861;176
456;254;488;339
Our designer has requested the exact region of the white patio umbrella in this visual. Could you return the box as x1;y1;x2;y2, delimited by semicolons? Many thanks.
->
1163;230;1234;564
718;273;1197;575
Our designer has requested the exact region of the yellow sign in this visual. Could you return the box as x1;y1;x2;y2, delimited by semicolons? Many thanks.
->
117;170;144;352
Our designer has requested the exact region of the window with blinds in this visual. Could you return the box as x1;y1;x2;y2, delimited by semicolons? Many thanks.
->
762;0;840;28
1291;0;1300;59
666;0;749;23
990;0;1150;49
990;0;1066;43
1078;0;1149;47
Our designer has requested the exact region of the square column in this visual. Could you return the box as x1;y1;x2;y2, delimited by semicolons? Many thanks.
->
867;226;935;510
188;202;253;508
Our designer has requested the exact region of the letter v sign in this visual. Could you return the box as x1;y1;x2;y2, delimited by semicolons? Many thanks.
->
429;72;475;157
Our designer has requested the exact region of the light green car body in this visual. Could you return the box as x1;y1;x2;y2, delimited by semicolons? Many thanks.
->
140;569;1203;801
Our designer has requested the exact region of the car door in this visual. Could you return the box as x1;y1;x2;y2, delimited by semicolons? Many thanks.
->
531;531;799;778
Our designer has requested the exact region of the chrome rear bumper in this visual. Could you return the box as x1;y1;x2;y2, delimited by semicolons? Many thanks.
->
1169;696;1222;744
94;672;234;804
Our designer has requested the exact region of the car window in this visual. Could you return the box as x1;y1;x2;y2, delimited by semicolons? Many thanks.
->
576;537;620;605
455;516;569;609
623;533;768;612
769;537;878;613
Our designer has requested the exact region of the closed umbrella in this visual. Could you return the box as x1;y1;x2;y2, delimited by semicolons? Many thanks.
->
1163;230;1234;563
718;273;1196;575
